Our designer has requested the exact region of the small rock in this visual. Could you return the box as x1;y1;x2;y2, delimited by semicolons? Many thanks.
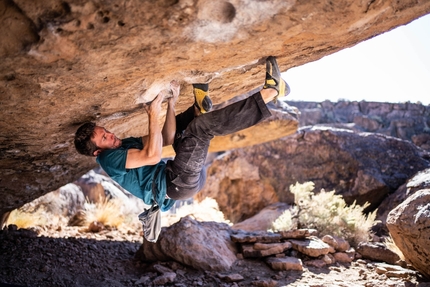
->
280;229;317;239
152;272;176;285
217;273;244;282
251;279;278;287
231;230;281;243
242;242;292;258
305;259;326;268
385;271;413;278
334;252;353;263
135;276;150;285
323;254;335;264
289;237;331;257
322;235;338;249
153;264;173;274
88;221;104;233
265;256;303;271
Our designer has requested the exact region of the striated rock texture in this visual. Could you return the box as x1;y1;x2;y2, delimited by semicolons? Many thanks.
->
377;167;430;224
136;216;237;271
386;189;430;279
197;126;430;221
288;100;430;151
1;0;430;218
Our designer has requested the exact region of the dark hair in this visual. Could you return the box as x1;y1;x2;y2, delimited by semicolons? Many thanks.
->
74;122;98;156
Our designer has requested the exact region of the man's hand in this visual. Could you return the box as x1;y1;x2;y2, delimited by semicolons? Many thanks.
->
144;91;163;117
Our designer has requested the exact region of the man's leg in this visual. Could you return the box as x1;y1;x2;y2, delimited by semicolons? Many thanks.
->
166;55;289;200
166;91;272;200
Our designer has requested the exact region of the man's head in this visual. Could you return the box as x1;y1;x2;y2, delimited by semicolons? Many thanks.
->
74;122;122;157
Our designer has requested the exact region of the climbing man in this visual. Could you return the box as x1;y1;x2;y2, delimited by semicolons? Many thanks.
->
74;56;290;211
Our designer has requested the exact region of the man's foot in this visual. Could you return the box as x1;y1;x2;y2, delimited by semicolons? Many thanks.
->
193;83;213;114
263;56;291;102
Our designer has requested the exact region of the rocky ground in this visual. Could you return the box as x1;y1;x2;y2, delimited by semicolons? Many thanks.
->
1;223;429;287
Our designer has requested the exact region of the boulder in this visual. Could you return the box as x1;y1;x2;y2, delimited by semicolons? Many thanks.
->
136;216;237;271
377;167;430;225
231;202;291;232
288;101;430;151
356;242;401;265
197;126;430;221
2;0;430;220
386;189;430;278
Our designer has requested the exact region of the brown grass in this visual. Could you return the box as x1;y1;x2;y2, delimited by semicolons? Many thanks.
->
384;235;406;261
6;207;50;228
84;197;125;229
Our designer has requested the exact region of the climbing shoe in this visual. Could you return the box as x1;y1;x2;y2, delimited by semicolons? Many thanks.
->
193;83;213;114
263;56;291;102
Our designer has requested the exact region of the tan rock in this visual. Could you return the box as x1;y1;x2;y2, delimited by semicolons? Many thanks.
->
230;230;281;243
305;259;326;268
266;257;303;271
231;203;292;232
333;252;353;264
386;189;430;278
280;229;318;239
242;242;292;258
356;242;400;265
217;273;244;282
289;237;331;258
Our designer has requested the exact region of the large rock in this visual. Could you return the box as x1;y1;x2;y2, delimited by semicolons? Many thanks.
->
377;167;430;224
197;127;430;221
288;101;430;151
1;0;430;218
386;189;430;279
136;216;237;271
356;242;401;265
231;202;291;232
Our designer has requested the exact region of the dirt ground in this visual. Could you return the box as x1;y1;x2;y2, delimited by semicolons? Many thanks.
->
1;223;429;287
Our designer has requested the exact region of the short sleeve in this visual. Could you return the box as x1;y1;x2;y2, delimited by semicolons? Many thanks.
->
96;149;127;178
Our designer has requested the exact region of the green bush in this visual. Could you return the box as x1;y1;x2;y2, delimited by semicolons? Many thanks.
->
271;182;376;246
269;209;296;232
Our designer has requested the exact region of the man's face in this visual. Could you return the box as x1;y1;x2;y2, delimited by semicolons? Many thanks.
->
92;126;122;153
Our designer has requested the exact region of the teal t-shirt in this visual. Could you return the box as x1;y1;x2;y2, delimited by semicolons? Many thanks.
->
96;137;175;211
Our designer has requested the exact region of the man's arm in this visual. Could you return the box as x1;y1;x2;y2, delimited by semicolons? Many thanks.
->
125;92;164;169
162;80;180;146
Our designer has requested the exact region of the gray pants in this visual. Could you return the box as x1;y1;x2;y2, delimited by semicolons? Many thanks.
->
165;91;272;200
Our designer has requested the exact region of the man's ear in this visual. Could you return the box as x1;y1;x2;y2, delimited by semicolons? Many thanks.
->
93;149;102;157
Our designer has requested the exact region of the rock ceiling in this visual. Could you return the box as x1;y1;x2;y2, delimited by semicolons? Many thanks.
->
1;0;429;217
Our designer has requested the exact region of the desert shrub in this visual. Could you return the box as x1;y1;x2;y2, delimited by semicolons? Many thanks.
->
269;209;296;232
84;197;125;229
270;182;376;246
291;182;376;246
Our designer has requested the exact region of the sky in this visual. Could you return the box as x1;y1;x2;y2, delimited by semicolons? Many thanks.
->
283;14;430;105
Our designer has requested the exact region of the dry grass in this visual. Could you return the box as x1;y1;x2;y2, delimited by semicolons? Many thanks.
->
272;182;376;246
84;197;126;229
7;207;50;229
384;235;406;261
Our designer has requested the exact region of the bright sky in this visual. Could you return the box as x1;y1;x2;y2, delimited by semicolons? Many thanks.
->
283;14;430;105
